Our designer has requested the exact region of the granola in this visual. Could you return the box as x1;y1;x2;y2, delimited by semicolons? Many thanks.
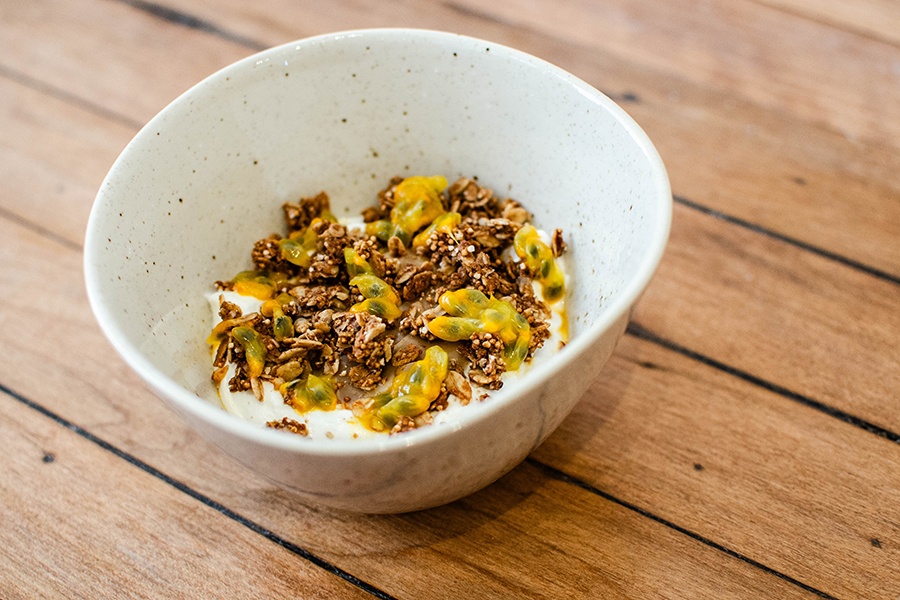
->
207;176;568;438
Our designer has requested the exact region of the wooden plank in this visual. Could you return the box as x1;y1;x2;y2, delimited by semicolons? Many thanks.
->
1;1;897;593
0;0;250;125
2;0;897;596
0;213;818;598
634;204;900;433
0;72;137;247
632;74;900;280
0;393;371;599
446;0;900;150
752;0;900;46
5;47;892;596
535;335;900;599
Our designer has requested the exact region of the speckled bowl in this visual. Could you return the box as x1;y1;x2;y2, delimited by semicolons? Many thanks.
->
84;29;670;513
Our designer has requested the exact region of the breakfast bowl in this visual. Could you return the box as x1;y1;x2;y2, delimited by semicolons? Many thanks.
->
84;29;671;513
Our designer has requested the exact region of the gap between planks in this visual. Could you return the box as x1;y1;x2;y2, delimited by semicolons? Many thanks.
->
626;322;900;445
2;2;894;595
117;0;267;50
0;380;836;600
673;196;899;285
527;459;837;600
0;63;141;131
0;382;397;600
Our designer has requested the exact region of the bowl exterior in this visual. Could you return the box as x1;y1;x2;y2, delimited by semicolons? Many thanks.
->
85;28;671;513
154;312;627;513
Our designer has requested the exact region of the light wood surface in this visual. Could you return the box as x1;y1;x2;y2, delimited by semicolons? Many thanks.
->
1;1;898;598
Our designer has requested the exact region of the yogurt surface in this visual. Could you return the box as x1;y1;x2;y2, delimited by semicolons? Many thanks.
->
209;249;567;440
206;177;569;439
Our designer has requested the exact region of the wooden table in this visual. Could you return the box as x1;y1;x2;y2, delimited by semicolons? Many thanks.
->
2;1;898;597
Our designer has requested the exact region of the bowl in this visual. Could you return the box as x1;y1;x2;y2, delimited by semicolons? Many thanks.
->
84;29;671;513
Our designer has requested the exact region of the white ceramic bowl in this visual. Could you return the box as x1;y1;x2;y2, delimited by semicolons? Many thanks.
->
84;29;670;513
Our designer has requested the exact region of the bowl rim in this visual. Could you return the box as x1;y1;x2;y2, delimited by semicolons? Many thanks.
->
84;27;672;457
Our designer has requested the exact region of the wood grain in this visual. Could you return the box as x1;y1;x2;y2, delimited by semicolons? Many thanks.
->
448;0;900;150
634;204;900;433
3;0;899;596
0;393;371;599
536;335;900;599
0;0;250;124
0;71;136;248
752;0;900;45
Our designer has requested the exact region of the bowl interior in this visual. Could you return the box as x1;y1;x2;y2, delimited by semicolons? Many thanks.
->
85;29;670;433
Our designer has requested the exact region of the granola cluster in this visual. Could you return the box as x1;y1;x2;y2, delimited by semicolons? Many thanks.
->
209;176;566;435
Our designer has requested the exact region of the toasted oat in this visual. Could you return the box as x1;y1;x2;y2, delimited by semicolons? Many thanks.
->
387;235;406;257
430;384;450;412
308;221;351;280
251;234;290;272
283;191;331;232
218;297;243;321
211;364;229;385
250;376;265;402
468;369;504;390
459;332;507;389
377;176;404;211
289;284;350;312
501;199;531;223
274;360;306;381
267;417;309;436
361;205;386;223
391;343;423;367
348;364;383;390
213;338;229;368
400;271;434;303
551;228;567;258
444;370;472;405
